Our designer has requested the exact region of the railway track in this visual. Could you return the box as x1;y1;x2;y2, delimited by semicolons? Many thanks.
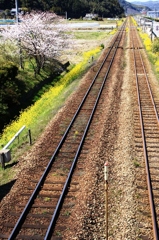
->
130;18;159;239
0;22;127;239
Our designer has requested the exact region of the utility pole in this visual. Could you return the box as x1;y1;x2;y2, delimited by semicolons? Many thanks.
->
104;162;109;239
151;20;154;42
15;0;18;23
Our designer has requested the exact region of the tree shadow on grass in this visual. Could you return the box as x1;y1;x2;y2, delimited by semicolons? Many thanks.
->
0;179;16;201
4;161;19;169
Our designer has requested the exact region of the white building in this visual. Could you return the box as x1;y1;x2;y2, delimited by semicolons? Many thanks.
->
10;8;22;16
147;11;159;19
83;13;98;20
152;21;159;37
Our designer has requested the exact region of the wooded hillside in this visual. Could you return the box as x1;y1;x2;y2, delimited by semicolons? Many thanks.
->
0;0;124;18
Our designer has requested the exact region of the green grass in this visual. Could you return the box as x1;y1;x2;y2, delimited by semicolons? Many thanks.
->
133;159;140;168
0;167;15;185
17;60;50;88
66;18;117;24
30;77;81;139
73;31;108;40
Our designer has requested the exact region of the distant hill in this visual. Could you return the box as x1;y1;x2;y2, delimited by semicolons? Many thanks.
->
0;0;124;18
119;0;151;15
130;1;159;10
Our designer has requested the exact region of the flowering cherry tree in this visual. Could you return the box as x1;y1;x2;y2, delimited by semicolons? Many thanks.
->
1;12;71;75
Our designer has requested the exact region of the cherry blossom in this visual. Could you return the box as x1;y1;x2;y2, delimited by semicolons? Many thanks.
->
1;12;72;75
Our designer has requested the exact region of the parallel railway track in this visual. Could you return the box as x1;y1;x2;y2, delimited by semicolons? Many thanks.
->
0;22;127;239
130;19;159;239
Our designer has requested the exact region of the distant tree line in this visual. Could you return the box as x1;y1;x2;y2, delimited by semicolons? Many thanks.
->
0;0;124;18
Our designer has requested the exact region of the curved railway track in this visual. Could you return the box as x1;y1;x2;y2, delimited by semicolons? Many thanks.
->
0;22;127;239
130;18;159;239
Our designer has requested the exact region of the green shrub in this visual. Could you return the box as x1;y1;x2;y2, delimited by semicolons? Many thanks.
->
100;43;105;49
148;52;158;65
0;62;21;131
0;62;18;83
152;39;159;55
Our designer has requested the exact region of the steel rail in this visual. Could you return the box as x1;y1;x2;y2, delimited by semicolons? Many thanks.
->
8;21;127;240
131;22;159;240
45;20;127;240
138;45;159;124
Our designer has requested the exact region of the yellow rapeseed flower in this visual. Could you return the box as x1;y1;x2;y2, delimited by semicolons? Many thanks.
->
0;46;102;146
